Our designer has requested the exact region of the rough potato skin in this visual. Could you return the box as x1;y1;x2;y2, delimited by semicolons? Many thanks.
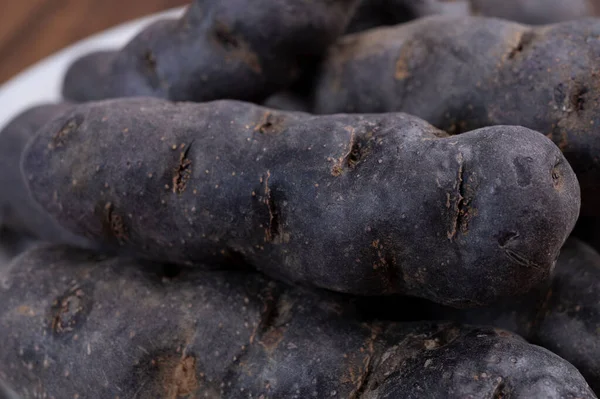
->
432;239;600;394
22;98;580;306
361;238;600;393
0;105;90;247
62;0;358;103
0;246;595;399
346;0;595;33
312;16;600;216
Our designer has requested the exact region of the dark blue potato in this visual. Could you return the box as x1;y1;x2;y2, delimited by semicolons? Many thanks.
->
22;98;580;306
358;238;600;393
0;246;595;398
435;239;600;394
312;16;600;217
0;105;90;247
346;0;594;33
62;0;358;103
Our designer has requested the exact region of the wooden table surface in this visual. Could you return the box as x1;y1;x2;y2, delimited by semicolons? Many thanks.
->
0;0;190;84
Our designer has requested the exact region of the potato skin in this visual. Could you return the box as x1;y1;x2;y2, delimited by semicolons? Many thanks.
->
363;238;600;393
62;0;358;103
21;98;580;306
450;239;600;394
346;0;594;33
346;0;469;33
313;16;600;216
0;105;90;247
0;246;595;398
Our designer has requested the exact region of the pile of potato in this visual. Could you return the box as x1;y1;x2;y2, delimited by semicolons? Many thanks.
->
2;1;600;397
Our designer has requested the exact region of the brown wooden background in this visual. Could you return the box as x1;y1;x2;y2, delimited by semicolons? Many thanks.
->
0;0;189;84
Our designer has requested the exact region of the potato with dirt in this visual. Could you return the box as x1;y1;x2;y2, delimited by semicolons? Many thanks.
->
22;98;580;306
312;16;600;216
0;104;90;247
0;245;596;398
62;0;358;103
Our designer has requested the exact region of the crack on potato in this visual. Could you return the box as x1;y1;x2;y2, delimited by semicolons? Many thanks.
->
332;128;356;176
570;84;587;113
552;158;565;191
263;171;287;244
447;153;472;240
166;356;199;399
103;202;128;245
140;48;167;90
349;325;380;399
213;21;240;50
346;133;373;170
350;353;374;399
258;294;294;353
212;21;262;74
50;115;83;149
254;112;285;135
491;379;510;399
507;30;535;60
143;49;157;71
394;41;414;80
173;143;193;194
50;286;88;336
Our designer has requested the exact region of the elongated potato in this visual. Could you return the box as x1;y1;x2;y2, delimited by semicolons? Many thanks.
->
62;0;358;103
0;104;90;247
312;16;600;216
0;246;595;398
21;98;580;306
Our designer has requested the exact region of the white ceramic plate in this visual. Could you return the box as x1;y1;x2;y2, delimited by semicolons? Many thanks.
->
0;6;186;131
